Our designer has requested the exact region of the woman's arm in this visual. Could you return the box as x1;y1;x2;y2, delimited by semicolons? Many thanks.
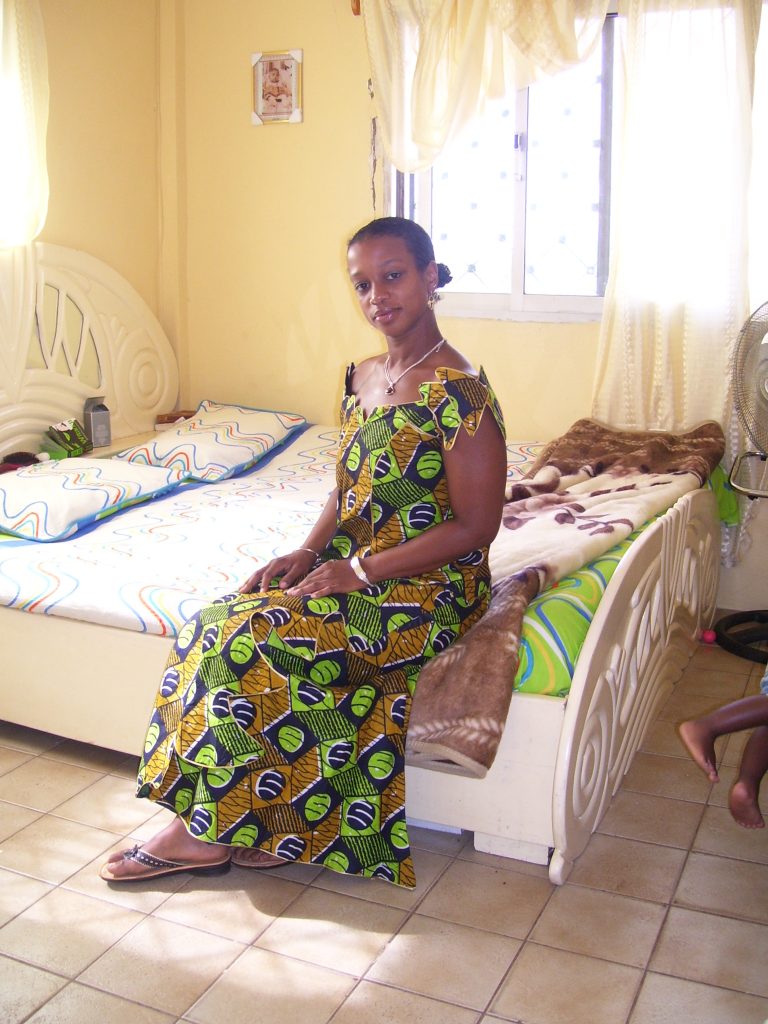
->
287;411;507;597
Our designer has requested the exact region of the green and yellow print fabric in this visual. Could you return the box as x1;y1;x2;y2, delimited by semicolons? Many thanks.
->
136;368;504;886
514;521;653;697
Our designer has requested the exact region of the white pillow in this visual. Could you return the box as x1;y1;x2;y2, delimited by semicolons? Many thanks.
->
0;458;184;542
114;401;307;481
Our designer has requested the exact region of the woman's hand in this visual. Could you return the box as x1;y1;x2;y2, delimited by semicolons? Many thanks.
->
239;549;318;594
285;558;368;598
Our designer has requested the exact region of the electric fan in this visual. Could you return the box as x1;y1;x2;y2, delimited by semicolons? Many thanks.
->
716;301;768;663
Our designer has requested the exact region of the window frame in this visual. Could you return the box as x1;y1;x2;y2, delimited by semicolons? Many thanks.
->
385;15;618;324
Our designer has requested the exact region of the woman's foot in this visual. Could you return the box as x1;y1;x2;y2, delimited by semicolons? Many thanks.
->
678;719;719;782
100;816;230;881
232;848;286;870
729;779;766;829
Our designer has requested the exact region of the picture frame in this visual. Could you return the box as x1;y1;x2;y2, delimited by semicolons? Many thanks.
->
251;50;303;125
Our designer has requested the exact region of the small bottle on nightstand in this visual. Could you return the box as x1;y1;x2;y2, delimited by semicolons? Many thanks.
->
83;397;112;448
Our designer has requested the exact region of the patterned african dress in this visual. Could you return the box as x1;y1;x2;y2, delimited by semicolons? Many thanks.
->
137;366;505;887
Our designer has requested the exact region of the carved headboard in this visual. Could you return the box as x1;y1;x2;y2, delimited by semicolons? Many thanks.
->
0;243;179;457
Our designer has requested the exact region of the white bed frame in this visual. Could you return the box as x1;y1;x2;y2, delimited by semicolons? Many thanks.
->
0;244;720;884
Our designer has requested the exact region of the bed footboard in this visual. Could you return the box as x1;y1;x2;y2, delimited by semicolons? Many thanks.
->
549;486;719;882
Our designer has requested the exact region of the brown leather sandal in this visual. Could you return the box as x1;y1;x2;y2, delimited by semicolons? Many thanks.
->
99;843;231;882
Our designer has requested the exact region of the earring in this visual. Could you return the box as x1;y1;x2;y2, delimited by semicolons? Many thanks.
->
427;292;437;310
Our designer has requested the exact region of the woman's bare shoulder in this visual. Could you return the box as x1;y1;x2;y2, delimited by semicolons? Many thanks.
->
436;343;477;376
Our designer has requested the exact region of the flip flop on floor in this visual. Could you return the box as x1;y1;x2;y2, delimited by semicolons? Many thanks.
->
231;848;287;870
99;844;232;883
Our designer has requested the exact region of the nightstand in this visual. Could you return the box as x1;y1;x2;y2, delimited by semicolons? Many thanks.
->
90;432;158;457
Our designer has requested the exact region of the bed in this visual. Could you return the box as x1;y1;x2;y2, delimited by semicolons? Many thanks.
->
0;243;722;884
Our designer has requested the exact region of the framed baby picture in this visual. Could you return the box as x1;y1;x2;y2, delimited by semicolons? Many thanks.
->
252;50;303;125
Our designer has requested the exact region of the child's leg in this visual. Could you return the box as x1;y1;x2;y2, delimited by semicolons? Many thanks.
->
678;693;768;783
729;725;768;828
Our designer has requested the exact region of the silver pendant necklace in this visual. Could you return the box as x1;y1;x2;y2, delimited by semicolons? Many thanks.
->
383;338;446;395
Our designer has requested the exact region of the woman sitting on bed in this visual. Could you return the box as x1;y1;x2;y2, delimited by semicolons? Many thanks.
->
100;216;507;887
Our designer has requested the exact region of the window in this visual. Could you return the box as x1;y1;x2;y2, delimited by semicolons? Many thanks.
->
387;16;621;322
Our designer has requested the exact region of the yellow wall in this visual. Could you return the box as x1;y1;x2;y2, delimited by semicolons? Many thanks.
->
39;0;160;309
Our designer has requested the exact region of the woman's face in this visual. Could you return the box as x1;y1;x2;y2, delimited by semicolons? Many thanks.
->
347;235;438;339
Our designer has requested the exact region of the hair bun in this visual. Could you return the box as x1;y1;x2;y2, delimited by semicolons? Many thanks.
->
436;263;452;288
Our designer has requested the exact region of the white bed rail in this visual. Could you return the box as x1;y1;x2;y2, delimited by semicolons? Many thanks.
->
549;486;719;882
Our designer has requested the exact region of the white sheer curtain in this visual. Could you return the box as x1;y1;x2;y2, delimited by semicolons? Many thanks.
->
591;0;762;437
361;0;610;171
590;0;763;564
0;0;49;248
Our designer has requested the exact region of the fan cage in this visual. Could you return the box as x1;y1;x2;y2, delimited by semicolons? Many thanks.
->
731;301;768;456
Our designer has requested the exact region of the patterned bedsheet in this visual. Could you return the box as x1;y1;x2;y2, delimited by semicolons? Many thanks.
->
0;429;546;636
0;427;338;634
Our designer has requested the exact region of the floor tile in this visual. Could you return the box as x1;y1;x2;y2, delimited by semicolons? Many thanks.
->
674;667;751;700
491;944;641;1024
311;848;452;909
154;869;304;944
185;946;355;1024
0;955;67;1024
332;980;481;1024
0;887;142;977
366;913;520;1009
597;790;703;848
651;906;768;997
417;858;553;938
1;757;103;813
0;868;52;927
255;887;407;976
693;804;768;864
689;646;754;674
674;851;768;925
621;751;712;803
529;885;665;968
0;746;33;776
0;801;42;843
629;971;768;1024
1;651;765;1024
24;983;176;1023
0;815;122;884
567;834;686;903
78;916;244;1016
657;688;731;724
52;774;161;833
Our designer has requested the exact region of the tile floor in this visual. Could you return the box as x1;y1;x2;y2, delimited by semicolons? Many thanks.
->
1;643;767;1024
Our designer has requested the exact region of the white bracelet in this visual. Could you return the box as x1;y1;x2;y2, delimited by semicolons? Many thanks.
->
296;547;320;558
349;555;372;586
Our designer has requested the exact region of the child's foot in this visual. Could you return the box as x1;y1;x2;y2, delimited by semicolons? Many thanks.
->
678;720;719;782
729;780;765;829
